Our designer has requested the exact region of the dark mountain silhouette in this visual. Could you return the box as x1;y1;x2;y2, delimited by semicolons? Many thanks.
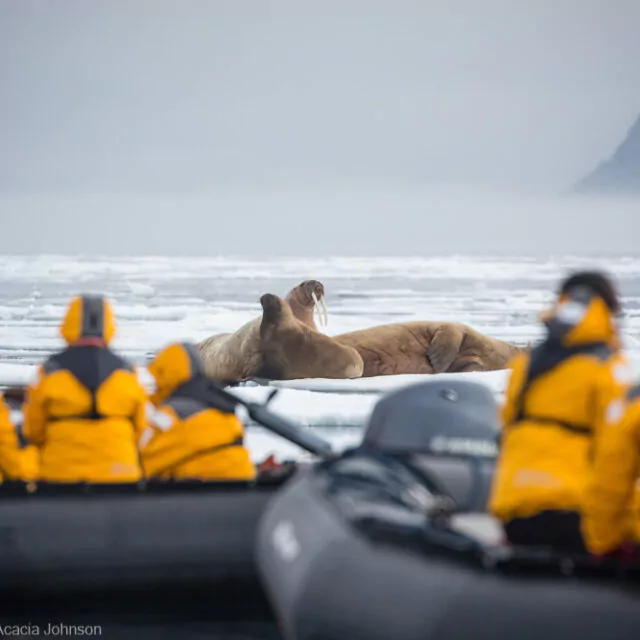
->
573;113;640;194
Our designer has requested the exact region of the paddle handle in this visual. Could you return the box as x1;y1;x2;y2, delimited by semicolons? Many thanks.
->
206;381;334;458
246;403;335;458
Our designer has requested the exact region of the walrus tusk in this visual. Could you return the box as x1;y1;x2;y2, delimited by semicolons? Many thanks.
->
311;291;329;328
320;294;329;327
312;291;322;327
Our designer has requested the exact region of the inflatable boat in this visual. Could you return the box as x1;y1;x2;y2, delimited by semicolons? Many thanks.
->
0;384;330;595
1;391;304;584
256;380;640;640
0;385;332;639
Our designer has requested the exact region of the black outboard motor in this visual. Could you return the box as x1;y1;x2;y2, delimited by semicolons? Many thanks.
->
359;379;500;511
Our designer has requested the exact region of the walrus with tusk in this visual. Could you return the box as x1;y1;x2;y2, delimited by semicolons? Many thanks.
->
284;279;329;330
197;279;339;382
334;321;529;377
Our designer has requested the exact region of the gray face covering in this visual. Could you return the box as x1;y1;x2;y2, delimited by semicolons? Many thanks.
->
544;285;594;342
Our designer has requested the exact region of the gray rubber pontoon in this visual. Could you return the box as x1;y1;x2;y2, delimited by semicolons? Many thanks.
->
0;479;289;639
256;379;640;640
0;478;288;593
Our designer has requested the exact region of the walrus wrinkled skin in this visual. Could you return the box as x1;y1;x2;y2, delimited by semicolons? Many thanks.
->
197;280;349;382
197;317;262;382
334;321;527;377
255;294;363;380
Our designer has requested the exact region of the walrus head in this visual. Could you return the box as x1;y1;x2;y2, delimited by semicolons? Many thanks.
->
284;280;328;330
258;293;363;380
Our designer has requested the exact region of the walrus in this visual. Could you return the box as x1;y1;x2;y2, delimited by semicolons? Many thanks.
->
255;294;363;380
334;322;527;377
197;280;342;382
284;279;328;330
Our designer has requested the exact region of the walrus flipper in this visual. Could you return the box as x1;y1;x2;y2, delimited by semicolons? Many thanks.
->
259;294;284;338
448;356;485;373
426;326;463;373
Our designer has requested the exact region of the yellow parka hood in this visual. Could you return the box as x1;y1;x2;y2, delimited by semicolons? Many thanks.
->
60;295;116;345
148;342;206;404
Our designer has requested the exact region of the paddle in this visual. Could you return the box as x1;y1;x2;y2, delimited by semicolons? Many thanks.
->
208;383;336;459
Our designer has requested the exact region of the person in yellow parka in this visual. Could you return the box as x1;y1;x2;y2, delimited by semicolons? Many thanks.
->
581;382;640;556
0;391;38;482
489;270;632;550
141;342;256;481
22;294;148;485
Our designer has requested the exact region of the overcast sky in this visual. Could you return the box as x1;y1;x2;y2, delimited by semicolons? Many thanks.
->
1;0;639;254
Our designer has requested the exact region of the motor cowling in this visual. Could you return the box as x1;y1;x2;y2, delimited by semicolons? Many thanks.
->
361;379;500;511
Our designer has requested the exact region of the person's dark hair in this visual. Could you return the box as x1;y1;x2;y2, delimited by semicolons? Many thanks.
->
558;270;620;314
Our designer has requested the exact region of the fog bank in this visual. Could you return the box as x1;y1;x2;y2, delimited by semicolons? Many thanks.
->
1;188;636;256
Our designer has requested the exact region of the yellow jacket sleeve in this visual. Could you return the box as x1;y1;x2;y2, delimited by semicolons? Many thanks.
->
140;406;244;478
138;406;184;476
0;395;25;479
22;366;48;447
581;371;638;554
131;369;150;438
